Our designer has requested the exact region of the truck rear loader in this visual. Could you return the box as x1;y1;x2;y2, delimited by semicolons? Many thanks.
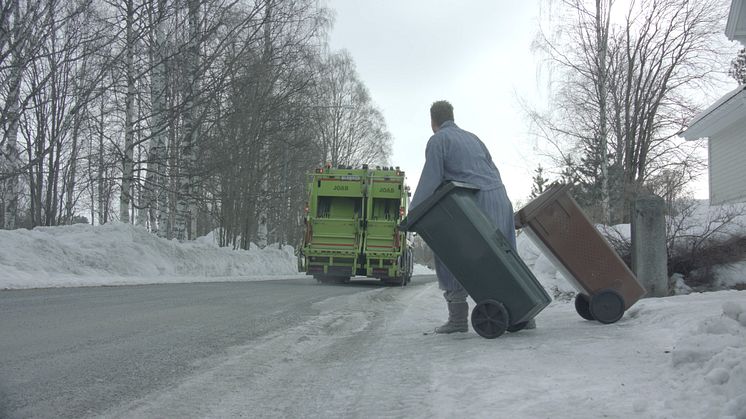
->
299;164;413;285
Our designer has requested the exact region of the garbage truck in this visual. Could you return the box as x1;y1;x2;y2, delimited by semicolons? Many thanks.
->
299;164;413;285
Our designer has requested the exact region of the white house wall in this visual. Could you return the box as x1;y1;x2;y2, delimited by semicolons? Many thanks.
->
709;120;746;204
726;0;746;43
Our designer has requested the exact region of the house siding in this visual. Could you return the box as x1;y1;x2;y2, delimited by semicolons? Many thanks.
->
709;120;746;204
726;0;746;43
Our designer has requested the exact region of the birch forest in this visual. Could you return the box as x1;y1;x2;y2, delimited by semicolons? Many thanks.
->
0;0;392;249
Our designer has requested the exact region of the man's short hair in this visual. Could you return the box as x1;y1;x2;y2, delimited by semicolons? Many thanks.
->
430;100;454;127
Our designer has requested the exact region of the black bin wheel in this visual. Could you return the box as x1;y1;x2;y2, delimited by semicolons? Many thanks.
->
471;300;509;339
589;289;625;324
574;293;595;321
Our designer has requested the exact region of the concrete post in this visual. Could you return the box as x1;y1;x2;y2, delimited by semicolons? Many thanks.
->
631;193;668;297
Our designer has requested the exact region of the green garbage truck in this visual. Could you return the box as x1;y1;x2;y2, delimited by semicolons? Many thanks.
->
299;164;413;285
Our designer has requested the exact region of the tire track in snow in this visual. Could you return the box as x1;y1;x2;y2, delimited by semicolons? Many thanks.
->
240;284;440;419
96;282;440;418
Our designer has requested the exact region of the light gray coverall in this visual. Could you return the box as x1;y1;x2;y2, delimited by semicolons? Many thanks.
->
410;120;516;301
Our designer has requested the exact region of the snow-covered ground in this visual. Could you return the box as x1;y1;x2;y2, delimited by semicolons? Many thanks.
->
0;223;305;289
1;222;745;418
97;283;746;419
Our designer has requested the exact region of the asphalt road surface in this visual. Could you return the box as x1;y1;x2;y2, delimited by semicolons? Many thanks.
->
0;276;433;418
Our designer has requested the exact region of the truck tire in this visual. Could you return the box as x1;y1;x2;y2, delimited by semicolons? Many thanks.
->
394;247;414;285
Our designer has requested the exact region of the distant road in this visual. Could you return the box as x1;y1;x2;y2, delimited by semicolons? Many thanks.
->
0;276;433;418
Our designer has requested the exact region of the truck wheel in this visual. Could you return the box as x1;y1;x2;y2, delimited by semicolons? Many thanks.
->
574;293;595;321
398;247;413;284
471;300;509;339
297;252;304;272
590;289;625;324
405;247;414;283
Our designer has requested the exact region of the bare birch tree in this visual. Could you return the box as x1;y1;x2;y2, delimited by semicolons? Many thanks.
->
145;0;168;235
532;0;731;223
312;50;391;168
120;0;137;223
1;0;26;229
2;0;390;251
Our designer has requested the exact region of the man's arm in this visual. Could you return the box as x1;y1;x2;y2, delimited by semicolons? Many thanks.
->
409;136;444;209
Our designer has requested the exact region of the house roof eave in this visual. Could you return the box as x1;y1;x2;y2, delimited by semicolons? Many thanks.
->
682;85;746;140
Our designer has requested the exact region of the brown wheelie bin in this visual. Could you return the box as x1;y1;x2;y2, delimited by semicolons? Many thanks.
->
514;184;646;324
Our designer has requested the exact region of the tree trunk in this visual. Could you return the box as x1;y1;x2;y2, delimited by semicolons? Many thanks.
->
149;0;168;236
2;0;22;230
120;0;136;223
65;56;88;224
174;0;200;240
98;92;108;225
256;0;273;248
595;0;611;225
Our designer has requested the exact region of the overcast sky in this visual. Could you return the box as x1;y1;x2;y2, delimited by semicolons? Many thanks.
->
324;0;715;204
324;0;549;205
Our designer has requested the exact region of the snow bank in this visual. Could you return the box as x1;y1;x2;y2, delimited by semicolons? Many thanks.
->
0;223;301;289
516;232;576;300
412;264;435;275
666;299;746;418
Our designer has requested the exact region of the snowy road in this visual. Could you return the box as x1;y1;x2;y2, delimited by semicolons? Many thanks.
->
97;282;745;419
2;276;745;419
0;276;417;418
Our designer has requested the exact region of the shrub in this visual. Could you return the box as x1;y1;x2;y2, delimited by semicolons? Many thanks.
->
600;199;746;293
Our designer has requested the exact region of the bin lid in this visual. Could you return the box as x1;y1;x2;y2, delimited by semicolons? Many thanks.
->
402;181;479;231
514;183;574;228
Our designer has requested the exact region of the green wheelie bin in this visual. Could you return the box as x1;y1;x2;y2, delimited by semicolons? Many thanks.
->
401;181;551;339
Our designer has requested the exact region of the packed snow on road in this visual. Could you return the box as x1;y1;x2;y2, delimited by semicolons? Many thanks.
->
1;222;745;418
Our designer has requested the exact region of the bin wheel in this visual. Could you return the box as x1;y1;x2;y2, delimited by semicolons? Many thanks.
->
507;321;529;333
471;300;509;339
589;289;625;324
574;293;595;321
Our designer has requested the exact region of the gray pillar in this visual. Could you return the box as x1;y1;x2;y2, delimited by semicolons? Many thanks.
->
631;193;668;297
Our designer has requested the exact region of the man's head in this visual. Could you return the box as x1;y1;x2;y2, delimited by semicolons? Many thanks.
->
430;100;454;133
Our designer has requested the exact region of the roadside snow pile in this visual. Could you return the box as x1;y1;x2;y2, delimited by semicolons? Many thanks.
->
516;231;576;299
711;263;746;290
412;264;435;275
0;223;300;289
666;299;746;418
